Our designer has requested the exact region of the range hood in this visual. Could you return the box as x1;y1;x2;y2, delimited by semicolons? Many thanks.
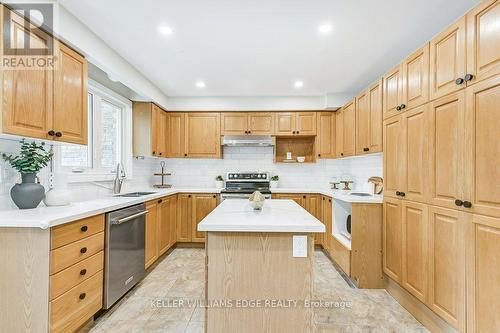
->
222;135;274;147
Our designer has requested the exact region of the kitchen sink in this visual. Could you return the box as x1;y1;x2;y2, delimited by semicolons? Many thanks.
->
349;192;372;197
115;192;157;197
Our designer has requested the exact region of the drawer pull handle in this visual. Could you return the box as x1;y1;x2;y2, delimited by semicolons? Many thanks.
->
463;201;472;208
455;199;463;207
80;269;87;276
79;293;86;300
81;225;88;232
80;247;87;254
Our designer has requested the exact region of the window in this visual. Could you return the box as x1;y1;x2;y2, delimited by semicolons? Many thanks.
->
60;80;132;181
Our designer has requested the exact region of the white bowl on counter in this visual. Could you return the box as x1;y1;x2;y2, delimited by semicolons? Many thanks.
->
296;156;305;163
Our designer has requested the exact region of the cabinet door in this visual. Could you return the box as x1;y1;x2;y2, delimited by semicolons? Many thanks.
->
427;206;466;331
151;105;167;157
176;194;192;242
166;113;185;158
383;198;403;283
221;112;248;135
402;43;429;110
322;196;333;251
428;91;465;209
467;214;500;333
275;193;305;207
305;195;322;244
296;112;316;135
466;0;500;85
368;80;383;153
316;112;335;159
429;17;467;100
145;201;158;269
342;101;356;157
383;64;404;119
185;113;221;158
401;201;428;302
401;104;429;203
383;115;404;199
248;112;274;135
275;112;296;135
168;196;177;248
464;75;500;217
53;43;88;145
191;194;217;243
355;90;370;155
158;197;172;256
2;11;52;139
335;110;343;158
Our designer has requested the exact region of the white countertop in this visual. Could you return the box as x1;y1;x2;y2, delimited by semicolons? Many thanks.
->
197;199;325;233
0;188;221;229
271;188;383;204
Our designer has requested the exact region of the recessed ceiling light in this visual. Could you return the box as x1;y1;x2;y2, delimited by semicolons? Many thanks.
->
196;81;206;88
318;23;333;34
158;25;173;35
294;80;304;88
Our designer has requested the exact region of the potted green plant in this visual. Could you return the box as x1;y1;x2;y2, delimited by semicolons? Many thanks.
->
2;139;53;209
270;175;279;188
215;175;224;189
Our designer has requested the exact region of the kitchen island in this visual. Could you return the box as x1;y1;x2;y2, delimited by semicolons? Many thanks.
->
198;199;325;333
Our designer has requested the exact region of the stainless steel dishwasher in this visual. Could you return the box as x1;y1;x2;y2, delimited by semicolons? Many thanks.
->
104;203;146;309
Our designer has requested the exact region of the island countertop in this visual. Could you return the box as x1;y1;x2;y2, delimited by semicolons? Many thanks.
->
197;199;326;233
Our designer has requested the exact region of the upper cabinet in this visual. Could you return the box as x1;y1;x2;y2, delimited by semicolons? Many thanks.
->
383;64;404;119
133;102;168;157
356;80;382;155
402;44;430;111
166;112;185;158
429;17;467;100
466;0;500;85
316;112;336;159
221;112;274;135
2;9;88;144
184;112;221;158
275;112;316;136
338;100;356;157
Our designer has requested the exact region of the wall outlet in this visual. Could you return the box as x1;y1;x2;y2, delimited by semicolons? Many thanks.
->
292;235;308;258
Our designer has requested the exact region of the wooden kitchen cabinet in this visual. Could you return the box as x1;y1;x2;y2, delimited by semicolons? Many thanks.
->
356;80;383;155
383;198;403;284
176;194;193;242
2;9;88;144
191;194;218;243
463;75;500;218
305;195;322;244
335;110;343;158
467;214;500;333
335;100;356;158
401;201;428;303
184;112;221;158
158;195;177;256
383;64;404;119
427;206;466;331
316;112;336;158
273;193;306;207
321;196;332;252
152;104;167;157
275;112;316;136
145;200;159;269
383;115;404;199
402;44;430;111
466;0;500;85
133;102;167;157
221;112;274;135
429;17;467;100
166;112;185;157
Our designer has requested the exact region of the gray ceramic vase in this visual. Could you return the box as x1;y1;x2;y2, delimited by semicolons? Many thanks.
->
11;173;45;209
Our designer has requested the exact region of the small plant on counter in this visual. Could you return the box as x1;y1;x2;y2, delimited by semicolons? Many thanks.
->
215;175;224;189
215;175;224;181
271;175;279;181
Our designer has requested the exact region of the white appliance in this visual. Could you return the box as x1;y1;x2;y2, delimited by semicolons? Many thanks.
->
332;199;352;250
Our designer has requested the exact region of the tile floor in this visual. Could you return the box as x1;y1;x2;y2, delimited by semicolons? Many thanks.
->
86;248;428;333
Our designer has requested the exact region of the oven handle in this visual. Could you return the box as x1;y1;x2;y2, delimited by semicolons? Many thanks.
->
112;210;148;225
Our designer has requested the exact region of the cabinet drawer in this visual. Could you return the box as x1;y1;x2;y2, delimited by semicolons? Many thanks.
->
50;251;104;300
51;215;104;250
330;237;351;275
50;270;103;333
50;232;104;274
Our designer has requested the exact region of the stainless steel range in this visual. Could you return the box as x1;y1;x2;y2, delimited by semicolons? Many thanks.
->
221;171;272;201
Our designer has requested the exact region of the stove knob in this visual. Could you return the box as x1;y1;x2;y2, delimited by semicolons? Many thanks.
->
229;174;233;179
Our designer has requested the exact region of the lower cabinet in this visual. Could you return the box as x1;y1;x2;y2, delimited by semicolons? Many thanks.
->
176;193;218;243
145;200;159;269
383;198;403;283
321;196;332;251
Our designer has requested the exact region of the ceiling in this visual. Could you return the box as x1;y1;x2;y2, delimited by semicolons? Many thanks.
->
60;0;477;97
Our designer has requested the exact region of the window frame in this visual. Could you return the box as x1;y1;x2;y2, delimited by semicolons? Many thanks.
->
57;79;133;182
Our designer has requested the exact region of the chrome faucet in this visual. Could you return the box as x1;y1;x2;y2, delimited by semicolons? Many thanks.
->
113;163;126;194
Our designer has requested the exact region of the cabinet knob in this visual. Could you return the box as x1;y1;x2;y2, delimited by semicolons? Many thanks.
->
80;247;87;254
184;154;188;157
455;77;465;85
463;201;472;208
340;153;344;156
213;195;216;198
80;269;87;276
292;131;296;134
396;106;401;111
322;197;325;201
396;191;401;196
400;192;406;197
318;154;321;157
244;131;248;134
464;74;474;82
153;151;156;155
159;152;162;156
158;199;162;204
401;104;406;109
363;147;369;152
454;199;464;207
303;195;306;199
329;199;331;202
248;130;251;134
48;130;55;136
55;132;62;138
80;225;88;232
296;131;300;134
188;194;191;198
79;293;86;300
